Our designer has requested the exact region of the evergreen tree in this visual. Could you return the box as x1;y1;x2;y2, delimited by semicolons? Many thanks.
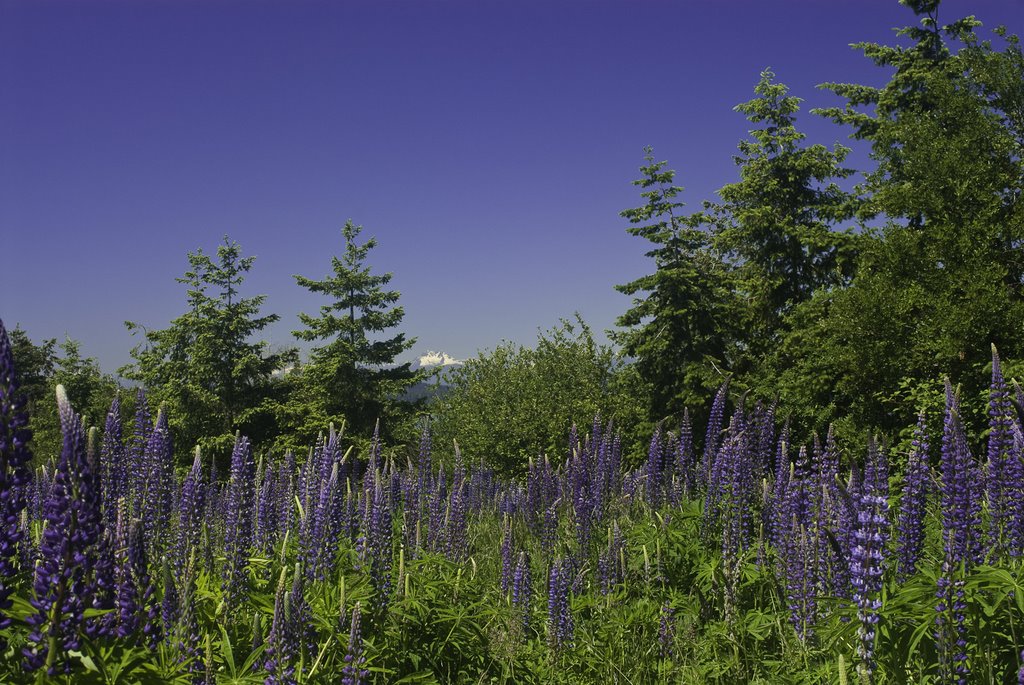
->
123;237;293;457
291;220;420;441
710;69;859;354
781;0;1024;434
612;148;739;424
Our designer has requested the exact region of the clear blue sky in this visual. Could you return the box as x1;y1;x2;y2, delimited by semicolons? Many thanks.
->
2;0;1021;374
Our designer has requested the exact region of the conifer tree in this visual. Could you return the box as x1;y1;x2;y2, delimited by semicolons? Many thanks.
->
292;220;420;440
123;237;292;457
612;148;739;423
710;69;858;350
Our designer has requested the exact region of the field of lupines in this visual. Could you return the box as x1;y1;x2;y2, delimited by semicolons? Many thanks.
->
2;316;1024;684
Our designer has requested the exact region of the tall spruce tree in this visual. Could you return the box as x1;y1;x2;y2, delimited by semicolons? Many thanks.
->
710;69;859;354
292;220;420;441
612;148;739;424
123;237;292;457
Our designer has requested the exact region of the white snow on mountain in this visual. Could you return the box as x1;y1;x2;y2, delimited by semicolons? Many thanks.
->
412;350;463;370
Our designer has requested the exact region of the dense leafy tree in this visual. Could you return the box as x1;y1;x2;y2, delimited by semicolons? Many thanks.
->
9;329;119;461
612;148;739;425
433;317;645;474
780;0;1024;434
123;237;294;457
291;220;421;443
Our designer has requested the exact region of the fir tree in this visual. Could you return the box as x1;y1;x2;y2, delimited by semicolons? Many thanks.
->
123;237;293;458
613;148;739;424
292;220;421;440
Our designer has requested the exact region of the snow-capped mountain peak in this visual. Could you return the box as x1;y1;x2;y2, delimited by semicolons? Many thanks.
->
413;351;463;369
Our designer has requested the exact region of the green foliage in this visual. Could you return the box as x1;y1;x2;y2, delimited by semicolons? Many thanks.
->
288;220;421;444
709;69;859;371
777;4;1024;435
9;328;119;462
122;236;295;461
433;316;644;473
612;147;739;426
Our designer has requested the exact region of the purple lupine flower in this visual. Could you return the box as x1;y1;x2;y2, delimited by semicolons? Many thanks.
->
500;515;514;596
0;319;32;644
341;603;369;685
444;447;469;561
940;381;984;566
265;569;297;685
85;527;117;639
115;517;161;647
99;393;125;527
140;407;175;559
569;425;598;552
277;452;296;542
817;425;850;599
936;380;983;685
512;551;532;633
1010;425;1024;559
699;379;730;492
127;389;152;517
896;412;930;580
674;409;694;501
769;427;791;553
161;557;179;638
987;345;1018;559
302;461;341;581
755;400;778;477
290;565;315;664
222;434;256;615
176;447;206;579
416;421;432;511
24;385;104;674
779;447;819;641
547;557;574;651
597;521;625;595
425;464;446;552
255;458;278;553
170;555;204;684
645;422;664;506
607;431;622;501
658;602;676;659
366;478;393;609
540;501;559;560
266;563;313;685
851;438;889;684
703;407;747;544
718;420;755;620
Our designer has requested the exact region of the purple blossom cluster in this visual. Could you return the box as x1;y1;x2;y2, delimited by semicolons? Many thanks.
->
986;346;1024;560
223;434;257;614
547;557;574;651
341;603;369;685
24;386;104;674
851;438;889;683
895;412;930;580
0;320;32;645
936;381;983;685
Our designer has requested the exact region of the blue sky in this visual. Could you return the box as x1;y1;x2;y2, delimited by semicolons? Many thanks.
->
2;0;1021;373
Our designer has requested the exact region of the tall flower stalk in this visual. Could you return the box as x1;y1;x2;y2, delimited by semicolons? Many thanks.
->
936;381;983;685
24;386;104;674
0;319;32;646
851;438;889;684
